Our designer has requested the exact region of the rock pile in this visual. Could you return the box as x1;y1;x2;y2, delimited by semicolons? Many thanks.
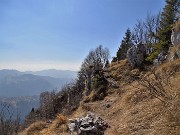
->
68;112;108;135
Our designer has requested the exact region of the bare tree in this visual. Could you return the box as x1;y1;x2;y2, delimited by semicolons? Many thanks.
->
132;12;161;53
132;20;145;45
80;45;110;95
0;103;21;135
39;91;57;119
81;45;110;73
146;12;160;43
144;12;161;54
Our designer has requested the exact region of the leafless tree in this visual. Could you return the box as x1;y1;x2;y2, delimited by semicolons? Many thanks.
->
81;45;109;74
0;103;20;135
145;12;160;43
143;12;161;54
132;20;145;45
132;12;161;54
80;45;110;95
39;91;57;119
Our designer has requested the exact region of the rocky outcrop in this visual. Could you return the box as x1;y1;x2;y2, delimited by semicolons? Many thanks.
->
153;52;167;65
68;112;108;135
171;22;180;45
127;44;146;68
168;46;180;61
168;21;180;61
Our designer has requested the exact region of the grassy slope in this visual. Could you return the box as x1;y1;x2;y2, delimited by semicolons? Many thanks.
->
19;59;180;135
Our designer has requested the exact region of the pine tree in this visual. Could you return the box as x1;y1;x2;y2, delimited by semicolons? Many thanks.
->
157;0;179;52
116;28;133;60
146;0;179;62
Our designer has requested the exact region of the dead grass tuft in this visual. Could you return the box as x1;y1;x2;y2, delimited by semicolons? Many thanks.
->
161;58;180;72
40;114;68;135
20;121;47;135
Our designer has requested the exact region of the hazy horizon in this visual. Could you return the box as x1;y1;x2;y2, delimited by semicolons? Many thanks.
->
0;61;80;71
0;0;165;71
0;67;78;72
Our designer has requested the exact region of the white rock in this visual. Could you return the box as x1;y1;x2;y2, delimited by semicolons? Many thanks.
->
68;112;108;134
127;44;146;68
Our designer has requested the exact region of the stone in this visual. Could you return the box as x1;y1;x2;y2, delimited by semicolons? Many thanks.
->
106;103;111;108
127;44;146;68
153;52;167;65
68;112;108;135
171;23;180;45
168;21;180;61
68;122;76;132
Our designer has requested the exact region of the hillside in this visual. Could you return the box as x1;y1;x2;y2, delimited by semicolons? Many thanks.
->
19;59;180;135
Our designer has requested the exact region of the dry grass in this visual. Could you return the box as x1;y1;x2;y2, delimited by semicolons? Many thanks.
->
105;59;180;134
19;115;68;135
106;60;142;98
108;59;130;78
40;114;68;135
157;59;180;77
168;45;180;61
20;59;180;135
19;121;47;135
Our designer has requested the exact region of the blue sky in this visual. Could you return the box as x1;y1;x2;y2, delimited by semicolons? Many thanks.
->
0;0;165;71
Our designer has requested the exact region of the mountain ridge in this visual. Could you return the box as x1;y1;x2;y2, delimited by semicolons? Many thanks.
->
0;69;77;97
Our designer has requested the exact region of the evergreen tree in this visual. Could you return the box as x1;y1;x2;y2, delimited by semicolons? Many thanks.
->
146;0;179;62
157;0;179;52
116;28;133;60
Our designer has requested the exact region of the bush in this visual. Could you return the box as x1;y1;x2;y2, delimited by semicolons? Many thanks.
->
145;50;159;62
138;69;175;102
91;71;108;101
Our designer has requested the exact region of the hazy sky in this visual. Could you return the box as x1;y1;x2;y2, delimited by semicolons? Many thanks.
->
0;0;165;71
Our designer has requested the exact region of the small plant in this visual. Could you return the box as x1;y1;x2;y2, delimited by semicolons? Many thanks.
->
145;50;159;62
56;114;67;126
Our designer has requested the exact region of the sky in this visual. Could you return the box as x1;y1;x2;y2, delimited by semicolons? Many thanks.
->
0;0;165;71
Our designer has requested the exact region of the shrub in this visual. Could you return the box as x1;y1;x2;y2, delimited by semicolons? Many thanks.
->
91;71;108;101
145;50;159;62
138;69;175;102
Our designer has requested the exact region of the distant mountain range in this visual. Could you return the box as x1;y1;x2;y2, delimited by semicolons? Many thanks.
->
0;69;77;97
